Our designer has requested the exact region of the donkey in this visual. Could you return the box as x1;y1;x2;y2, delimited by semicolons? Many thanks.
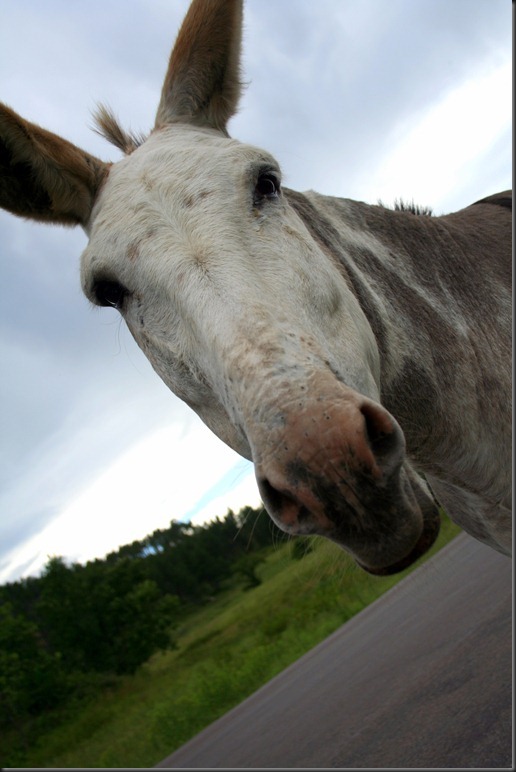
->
0;0;511;575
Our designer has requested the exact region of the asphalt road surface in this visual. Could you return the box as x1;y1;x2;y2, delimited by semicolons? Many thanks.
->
157;532;512;769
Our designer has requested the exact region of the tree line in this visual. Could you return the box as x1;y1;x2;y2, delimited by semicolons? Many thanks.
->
0;504;288;733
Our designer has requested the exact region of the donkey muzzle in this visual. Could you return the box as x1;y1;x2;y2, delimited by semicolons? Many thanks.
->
253;386;440;574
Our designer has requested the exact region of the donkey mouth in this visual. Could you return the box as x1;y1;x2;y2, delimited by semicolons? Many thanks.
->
351;465;441;575
356;512;440;575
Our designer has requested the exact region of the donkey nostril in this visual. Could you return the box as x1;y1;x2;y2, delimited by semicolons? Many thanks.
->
259;477;295;513
258;477;282;510
360;402;399;459
257;477;301;531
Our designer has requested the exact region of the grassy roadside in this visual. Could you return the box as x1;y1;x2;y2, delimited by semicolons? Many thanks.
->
4;514;461;768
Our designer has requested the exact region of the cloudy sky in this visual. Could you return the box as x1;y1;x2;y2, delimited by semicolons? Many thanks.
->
0;0;511;584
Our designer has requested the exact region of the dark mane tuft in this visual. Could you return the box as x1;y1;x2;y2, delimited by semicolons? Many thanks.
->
393;198;433;216
92;104;147;155
378;198;433;216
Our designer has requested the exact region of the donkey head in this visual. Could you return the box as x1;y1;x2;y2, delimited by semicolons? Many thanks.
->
0;0;440;574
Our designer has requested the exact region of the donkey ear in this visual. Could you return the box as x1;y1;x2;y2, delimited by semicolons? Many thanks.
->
155;0;243;135
0;103;109;227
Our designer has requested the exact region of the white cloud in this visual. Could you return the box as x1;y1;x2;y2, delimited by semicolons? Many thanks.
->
368;59;511;211
0;417;252;583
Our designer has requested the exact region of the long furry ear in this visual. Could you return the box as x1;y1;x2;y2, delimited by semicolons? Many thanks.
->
0;103;109;226
155;0;243;135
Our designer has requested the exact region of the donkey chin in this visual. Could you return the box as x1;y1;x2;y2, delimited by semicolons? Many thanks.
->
252;389;441;576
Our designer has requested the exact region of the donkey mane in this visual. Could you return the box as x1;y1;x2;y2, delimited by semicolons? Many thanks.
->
93;104;146;155
392;199;433;216
378;198;433;216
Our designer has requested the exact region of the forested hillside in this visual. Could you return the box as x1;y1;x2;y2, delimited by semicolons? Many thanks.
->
0;505;284;733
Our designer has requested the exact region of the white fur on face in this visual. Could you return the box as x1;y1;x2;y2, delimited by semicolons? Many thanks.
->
81;125;380;457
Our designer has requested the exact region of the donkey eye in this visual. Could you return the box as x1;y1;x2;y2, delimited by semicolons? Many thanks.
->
254;172;280;204
92;279;129;309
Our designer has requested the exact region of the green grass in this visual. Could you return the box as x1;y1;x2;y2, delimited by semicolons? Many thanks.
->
4;514;461;768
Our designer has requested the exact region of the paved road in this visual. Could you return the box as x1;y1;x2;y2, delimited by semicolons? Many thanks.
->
157;533;512;769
